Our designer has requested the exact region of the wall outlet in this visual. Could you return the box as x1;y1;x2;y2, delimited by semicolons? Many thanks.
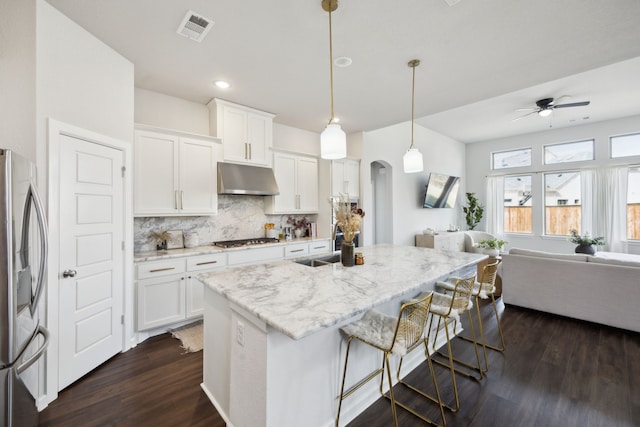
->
236;321;245;346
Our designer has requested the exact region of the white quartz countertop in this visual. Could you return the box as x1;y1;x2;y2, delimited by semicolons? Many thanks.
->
133;237;330;262
198;244;487;340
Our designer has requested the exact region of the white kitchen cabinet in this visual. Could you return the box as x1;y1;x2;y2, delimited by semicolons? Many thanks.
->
331;158;360;199
208;98;275;166
136;253;226;330
308;239;332;255
265;152;319;214
284;242;309;259
134;126;221;216
227;245;284;266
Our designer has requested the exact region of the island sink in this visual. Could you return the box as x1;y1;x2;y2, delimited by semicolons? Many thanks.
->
293;254;341;267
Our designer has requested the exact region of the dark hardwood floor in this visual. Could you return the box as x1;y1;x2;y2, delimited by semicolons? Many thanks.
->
40;299;640;427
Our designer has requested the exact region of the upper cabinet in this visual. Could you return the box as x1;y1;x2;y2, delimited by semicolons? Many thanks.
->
265;151;318;214
208;98;275;166
134;126;222;216
331;158;360;199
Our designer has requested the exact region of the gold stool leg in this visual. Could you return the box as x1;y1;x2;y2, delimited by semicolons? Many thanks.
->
335;337;354;427
429;314;461;412
485;294;506;352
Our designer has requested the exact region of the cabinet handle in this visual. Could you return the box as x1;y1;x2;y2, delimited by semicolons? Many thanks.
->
248;143;252;159
174;190;179;210
180;190;184;210
244;143;248;160
313;246;325;250
290;249;304;253
196;260;218;266
149;267;175;273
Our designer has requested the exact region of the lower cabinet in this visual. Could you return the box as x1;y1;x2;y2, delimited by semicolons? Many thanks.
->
135;241;330;331
136;253;226;331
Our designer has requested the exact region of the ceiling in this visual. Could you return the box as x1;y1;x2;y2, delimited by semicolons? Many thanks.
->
47;0;640;143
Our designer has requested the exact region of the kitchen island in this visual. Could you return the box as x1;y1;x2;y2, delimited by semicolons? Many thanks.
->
199;244;486;427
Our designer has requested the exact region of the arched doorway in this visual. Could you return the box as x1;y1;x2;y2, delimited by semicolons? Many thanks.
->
371;161;393;244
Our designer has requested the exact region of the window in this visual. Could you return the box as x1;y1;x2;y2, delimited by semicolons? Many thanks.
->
492;148;532;170
612;133;640;158
544;140;594;164
544;172;581;236
504;175;532;233
629;166;640;240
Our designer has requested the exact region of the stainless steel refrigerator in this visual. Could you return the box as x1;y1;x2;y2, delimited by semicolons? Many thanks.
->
0;149;49;427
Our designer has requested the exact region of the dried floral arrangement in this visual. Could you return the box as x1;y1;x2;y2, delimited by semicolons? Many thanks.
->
332;194;365;244
287;216;309;229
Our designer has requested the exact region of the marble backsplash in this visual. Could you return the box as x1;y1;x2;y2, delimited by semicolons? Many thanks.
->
134;195;319;253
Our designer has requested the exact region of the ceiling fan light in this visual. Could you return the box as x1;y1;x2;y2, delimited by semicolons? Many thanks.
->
403;148;423;173
321;123;347;159
538;108;552;117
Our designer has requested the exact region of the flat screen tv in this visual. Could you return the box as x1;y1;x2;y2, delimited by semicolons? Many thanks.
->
423;172;460;208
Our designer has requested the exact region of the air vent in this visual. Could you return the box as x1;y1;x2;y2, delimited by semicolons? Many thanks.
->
176;10;214;42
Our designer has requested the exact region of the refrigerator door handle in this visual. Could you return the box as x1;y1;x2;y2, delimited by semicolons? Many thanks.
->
26;183;49;316
16;325;49;375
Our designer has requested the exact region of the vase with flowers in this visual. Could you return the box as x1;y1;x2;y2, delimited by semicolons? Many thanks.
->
569;229;604;255
287;216;309;238
332;194;365;267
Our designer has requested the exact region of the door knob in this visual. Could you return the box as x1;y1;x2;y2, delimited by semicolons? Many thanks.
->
63;269;77;278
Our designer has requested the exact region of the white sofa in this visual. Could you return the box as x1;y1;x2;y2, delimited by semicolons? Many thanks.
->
463;231;496;253
501;248;640;333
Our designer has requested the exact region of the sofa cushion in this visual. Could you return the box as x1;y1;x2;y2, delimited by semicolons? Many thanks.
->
587;255;640;268
508;247;589;262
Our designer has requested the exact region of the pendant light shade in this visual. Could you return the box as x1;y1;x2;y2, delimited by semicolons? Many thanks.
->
320;0;346;160
403;148;424;173
403;59;424;173
321;123;347;159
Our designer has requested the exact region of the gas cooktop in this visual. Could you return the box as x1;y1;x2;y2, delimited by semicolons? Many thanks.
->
213;237;280;248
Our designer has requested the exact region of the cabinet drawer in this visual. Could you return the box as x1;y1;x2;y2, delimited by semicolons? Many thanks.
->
308;240;331;255
137;258;186;280
228;245;284;266
285;242;309;259
187;253;227;271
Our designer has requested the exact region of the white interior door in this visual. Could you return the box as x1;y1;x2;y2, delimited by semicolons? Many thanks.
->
58;134;124;390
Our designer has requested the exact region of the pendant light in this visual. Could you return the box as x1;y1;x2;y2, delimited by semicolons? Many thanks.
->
320;0;347;160
403;59;424;173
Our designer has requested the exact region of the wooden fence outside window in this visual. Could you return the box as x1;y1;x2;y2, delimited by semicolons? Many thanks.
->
503;204;640;240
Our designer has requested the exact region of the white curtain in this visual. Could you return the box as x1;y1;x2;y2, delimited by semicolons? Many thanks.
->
581;167;629;253
485;176;504;237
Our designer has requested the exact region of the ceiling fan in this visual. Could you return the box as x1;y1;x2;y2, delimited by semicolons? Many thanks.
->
513;97;590;121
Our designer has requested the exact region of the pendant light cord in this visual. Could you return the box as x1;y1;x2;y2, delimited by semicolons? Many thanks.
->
328;7;335;125
410;63;415;149
408;59;420;150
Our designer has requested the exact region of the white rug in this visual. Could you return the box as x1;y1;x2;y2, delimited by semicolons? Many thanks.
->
171;321;203;353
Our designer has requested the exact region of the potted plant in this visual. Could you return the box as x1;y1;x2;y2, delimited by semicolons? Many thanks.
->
477;238;508;257
463;192;484;230
569;229;605;255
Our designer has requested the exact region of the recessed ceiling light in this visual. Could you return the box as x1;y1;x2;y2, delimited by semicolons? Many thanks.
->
214;80;231;89
334;57;352;68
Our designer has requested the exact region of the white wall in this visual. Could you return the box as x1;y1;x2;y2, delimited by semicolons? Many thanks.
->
37;0;134;197
135;88;210;135
361;121;466;246
0;0;37;161
465;114;640;253
35;0;135;406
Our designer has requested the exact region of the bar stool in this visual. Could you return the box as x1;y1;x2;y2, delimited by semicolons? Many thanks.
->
437;260;504;374
423;275;483;413
335;292;446;427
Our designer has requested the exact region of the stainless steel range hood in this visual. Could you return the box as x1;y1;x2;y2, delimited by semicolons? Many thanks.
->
217;162;280;196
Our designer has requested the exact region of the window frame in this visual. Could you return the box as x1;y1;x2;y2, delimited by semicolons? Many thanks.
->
491;147;532;170
542;170;582;237
503;174;533;235
543;139;595;165
611;132;640;159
